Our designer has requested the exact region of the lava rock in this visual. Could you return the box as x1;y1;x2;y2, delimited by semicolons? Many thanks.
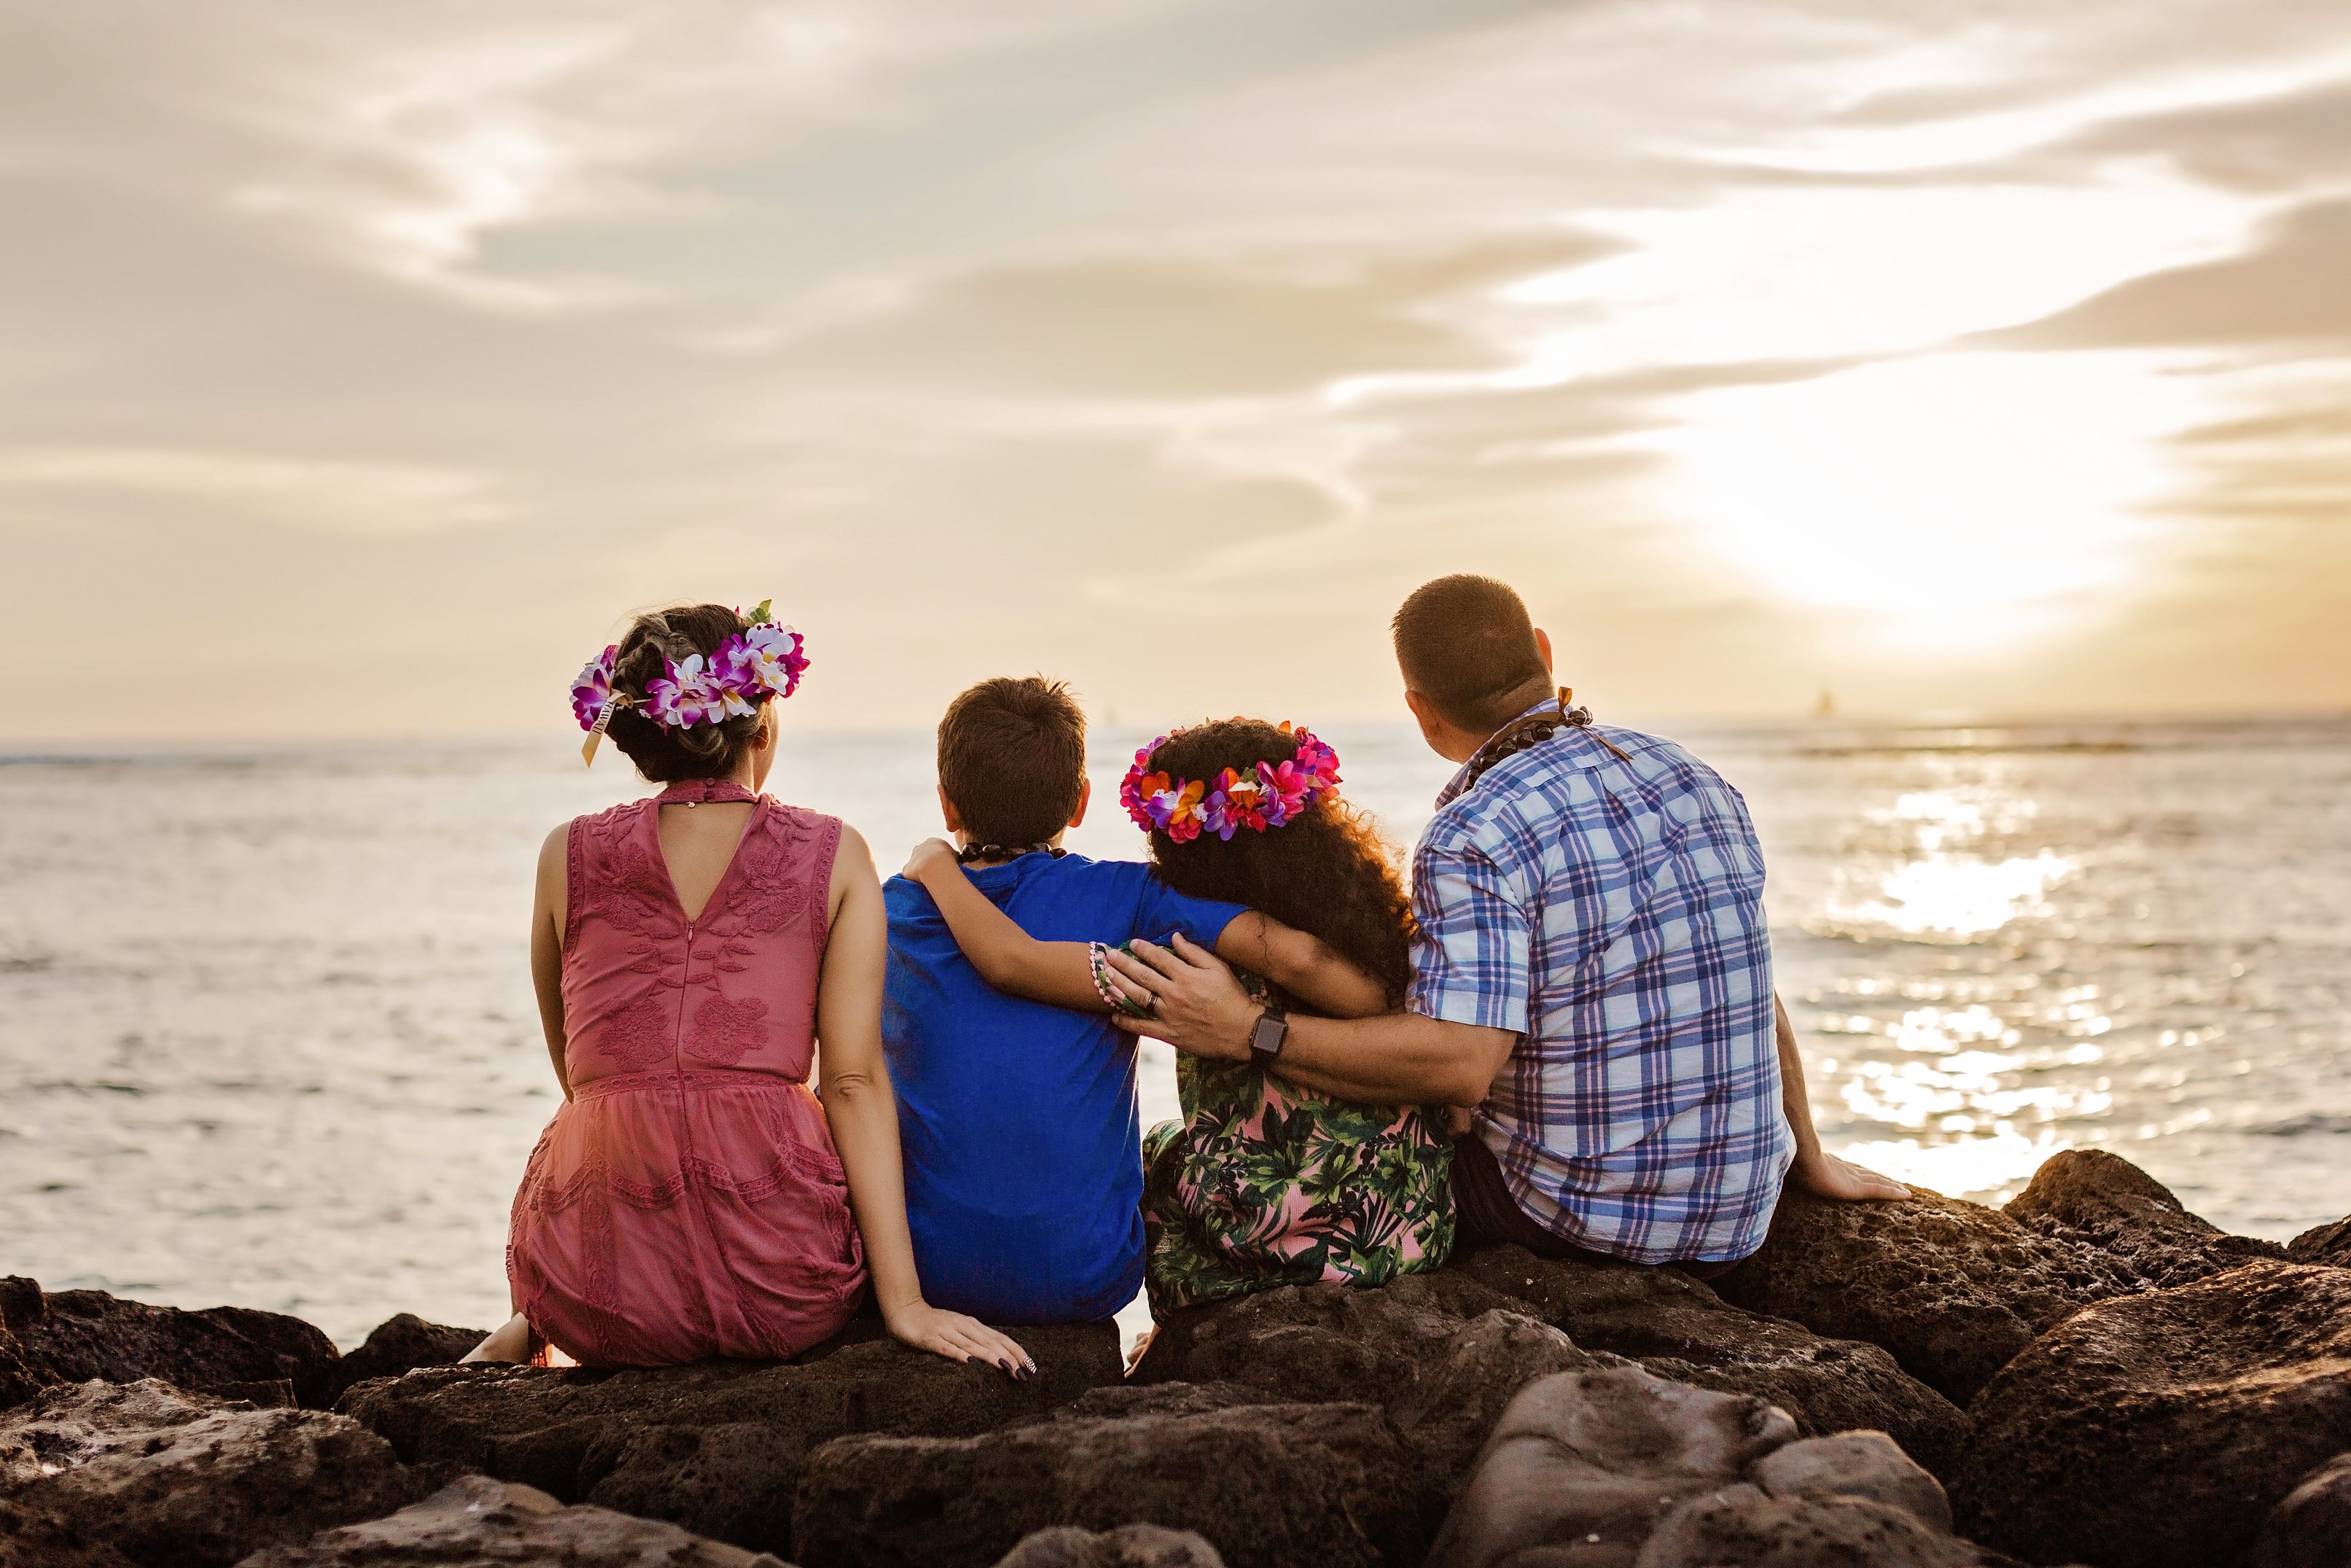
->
1750;1430;1952;1534
235;1473;788;1567
1634;1486;2003;1568
0;1378;416;1568
0;1276;340;1410
340;1320;1122;1559
1953;1260;2351;1568
792;1382;1427;1568
1424;1364;1798;1568
1449;1244;1970;1476
991;1525;1226;1568
2250;1452;2351;1568
1131;1272;1624;1493
2288;1214;2351;1267
2004;1150;2283;1288
300;1315;488;1411
1712;1186;2144;1403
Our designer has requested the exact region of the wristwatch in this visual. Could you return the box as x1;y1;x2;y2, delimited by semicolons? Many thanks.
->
1248;1000;1290;1066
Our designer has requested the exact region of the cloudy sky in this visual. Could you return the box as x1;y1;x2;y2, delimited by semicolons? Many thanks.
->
7;0;2349;741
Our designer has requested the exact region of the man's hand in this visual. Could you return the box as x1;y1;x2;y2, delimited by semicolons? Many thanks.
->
902;838;959;884
1104;934;1259;1061
1793;1146;1911;1201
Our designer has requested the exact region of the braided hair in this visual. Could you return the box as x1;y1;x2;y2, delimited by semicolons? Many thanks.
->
604;604;766;782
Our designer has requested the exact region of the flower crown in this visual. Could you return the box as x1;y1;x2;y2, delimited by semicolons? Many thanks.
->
572;599;808;765
1119;722;1341;843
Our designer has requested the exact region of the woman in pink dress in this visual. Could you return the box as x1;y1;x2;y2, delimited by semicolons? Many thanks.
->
465;601;1032;1374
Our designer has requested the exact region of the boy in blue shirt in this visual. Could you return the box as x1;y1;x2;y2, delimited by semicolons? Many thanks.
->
882;677;1383;1325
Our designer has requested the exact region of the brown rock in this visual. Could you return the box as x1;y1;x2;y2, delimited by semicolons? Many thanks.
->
791;1382;1428;1568
1;1276;340;1409
2288;1215;2351;1267
1449;1244;1970;1476
1712;1186;2145;1403
2250;1453;2351;1568
2004;1150;2283;1288
0;1378;416;1568
1953;1261;2351;1568
1424;1364;1798;1568
340;1321;1122;1559
1634;1486;2005;1568
1750;1430;1952;1534
300;1315;488;1411
235;1473;787;1567
990;1525;1226;1568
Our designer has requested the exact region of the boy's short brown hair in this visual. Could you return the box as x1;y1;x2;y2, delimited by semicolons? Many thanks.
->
1391;574;1551;734
937;676;1088;847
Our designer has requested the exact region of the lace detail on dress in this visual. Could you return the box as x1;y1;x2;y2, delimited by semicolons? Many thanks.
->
688;994;769;1065
599;992;676;1070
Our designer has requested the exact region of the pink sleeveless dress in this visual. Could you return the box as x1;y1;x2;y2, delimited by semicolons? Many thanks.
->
507;778;868;1365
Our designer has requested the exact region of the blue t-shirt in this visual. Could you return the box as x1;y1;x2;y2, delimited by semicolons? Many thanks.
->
882;853;1245;1324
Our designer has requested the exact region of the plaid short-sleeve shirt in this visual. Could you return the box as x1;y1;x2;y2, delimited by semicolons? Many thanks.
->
1408;718;1793;1264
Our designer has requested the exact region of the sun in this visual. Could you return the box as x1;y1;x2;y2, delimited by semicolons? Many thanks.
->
1655;351;2204;648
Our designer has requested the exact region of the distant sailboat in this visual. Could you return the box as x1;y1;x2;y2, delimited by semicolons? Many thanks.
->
1814;688;1836;719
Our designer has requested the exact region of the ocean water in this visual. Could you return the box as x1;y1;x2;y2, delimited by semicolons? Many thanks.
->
1;717;2345;1351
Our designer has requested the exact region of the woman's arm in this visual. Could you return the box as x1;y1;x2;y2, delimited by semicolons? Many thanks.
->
531;825;571;1101
901;838;1109;1011
821;827;1034;1375
1212;913;1389;1020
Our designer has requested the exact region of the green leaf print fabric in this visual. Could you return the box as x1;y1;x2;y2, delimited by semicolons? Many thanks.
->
1141;980;1454;1315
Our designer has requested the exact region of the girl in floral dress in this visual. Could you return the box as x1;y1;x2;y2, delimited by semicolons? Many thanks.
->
903;719;1451;1317
464;601;1030;1375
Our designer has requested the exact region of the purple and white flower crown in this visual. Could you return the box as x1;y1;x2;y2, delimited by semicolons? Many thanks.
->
1119;722;1342;843
572;600;807;765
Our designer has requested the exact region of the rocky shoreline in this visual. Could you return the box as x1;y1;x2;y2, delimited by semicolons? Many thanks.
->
4;1150;2345;1567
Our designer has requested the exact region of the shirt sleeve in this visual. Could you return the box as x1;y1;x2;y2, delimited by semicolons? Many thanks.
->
1131;869;1249;952
1408;833;1532;1034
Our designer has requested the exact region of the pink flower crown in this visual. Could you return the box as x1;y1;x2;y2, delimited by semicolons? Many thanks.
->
571;600;808;765
1119;722;1342;843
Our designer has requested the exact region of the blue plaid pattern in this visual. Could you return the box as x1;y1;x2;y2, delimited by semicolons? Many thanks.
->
1408;719;1793;1264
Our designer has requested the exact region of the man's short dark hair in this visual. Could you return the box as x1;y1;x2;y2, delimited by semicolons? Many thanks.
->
937;676;1088;846
1391;574;1551;733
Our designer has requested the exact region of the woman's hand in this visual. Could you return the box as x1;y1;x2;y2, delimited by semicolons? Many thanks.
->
902;838;961;884
1104;934;1260;1061
882;1299;1036;1378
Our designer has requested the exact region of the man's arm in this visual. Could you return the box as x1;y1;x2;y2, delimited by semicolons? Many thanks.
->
1107;934;1514;1105
1774;993;1910;1201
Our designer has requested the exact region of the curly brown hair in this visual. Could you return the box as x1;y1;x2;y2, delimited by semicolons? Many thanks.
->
1140;719;1414;1007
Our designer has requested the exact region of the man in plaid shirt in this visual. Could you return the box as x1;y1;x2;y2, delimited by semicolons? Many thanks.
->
1114;574;1903;1271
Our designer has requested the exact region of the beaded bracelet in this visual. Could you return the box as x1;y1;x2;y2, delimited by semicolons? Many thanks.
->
1088;941;1155;1017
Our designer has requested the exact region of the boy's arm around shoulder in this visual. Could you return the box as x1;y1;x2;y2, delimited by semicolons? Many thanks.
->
1214;911;1389;1019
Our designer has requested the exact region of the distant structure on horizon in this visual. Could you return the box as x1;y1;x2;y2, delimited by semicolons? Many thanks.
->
1814;688;1836;719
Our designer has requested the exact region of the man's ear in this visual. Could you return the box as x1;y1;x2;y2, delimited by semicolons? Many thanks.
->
936;784;963;834
1534;628;1554;675
1068;777;1092;830
1403;688;1449;752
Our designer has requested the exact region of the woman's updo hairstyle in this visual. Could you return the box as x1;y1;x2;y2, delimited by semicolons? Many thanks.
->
604;604;766;783
1142;719;1415;1007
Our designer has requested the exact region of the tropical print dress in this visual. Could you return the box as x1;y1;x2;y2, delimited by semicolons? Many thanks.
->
1140;975;1455;1314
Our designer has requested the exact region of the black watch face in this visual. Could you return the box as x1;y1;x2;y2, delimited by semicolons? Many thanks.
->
1251;1015;1286;1056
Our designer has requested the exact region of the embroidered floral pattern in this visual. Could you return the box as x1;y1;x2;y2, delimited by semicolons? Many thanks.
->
598;993;676;1070
689;994;770;1066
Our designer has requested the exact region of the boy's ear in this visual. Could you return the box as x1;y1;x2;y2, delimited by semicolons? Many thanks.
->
937;784;964;835
1068;777;1092;830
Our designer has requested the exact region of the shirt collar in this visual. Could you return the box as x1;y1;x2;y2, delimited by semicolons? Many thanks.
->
1433;696;1564;810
